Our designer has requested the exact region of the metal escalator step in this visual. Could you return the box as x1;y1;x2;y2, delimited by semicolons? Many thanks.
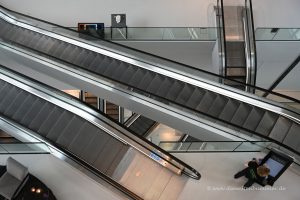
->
207;95;229;117
268;117;293;142
20;98;45;127
156;78;175;97
87;54;105;72
196;91;217;113
230;103;252;126
0;86;22;113
46;111;75;142
64;46;83;63
174;84;195;105
11;95;38;122
165;81;185;100
283;123;300;150
185;88;206;109
78;129;111;163
128;68;146;86
76;49;93;67
52;42;68;58
119;65;136;83
28;103;55;132
103;59;122;77
146;74;165;94
68;123;98;156
59;43;77;61
37;106;64;137
137;71;156;90
242;107;265;131
255;111;279;136
218;99;240;121
105;145;129;176
4;91;29;118
95;56;113;74
93;138;125;173
81;51;98;68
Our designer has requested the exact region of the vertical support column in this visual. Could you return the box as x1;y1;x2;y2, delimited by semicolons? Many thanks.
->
79;90;85;101
119;106;124;124
98;98;106;113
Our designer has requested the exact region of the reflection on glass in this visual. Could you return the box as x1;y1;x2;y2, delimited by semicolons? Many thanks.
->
256;28;300;41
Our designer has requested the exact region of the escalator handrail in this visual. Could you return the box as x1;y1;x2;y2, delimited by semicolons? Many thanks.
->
0;64;201;180
1;4;300;108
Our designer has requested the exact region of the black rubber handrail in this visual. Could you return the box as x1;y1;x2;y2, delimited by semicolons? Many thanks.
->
0;64;201;180
1;4;300;105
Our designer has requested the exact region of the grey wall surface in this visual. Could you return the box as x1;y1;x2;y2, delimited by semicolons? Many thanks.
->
0;0;217;27
256;41;300;91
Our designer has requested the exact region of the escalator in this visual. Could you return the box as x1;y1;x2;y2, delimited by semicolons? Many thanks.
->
125;114;158;137
0;64;200;199
0;5;300;160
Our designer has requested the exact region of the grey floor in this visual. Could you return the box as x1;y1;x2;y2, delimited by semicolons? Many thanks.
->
0;154;127;200
174;152;300;200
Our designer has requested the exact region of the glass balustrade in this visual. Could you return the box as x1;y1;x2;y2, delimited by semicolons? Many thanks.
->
256;28;300;41
0;142;50;154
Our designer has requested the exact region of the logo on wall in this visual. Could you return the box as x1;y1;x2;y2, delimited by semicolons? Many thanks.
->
111;14;126;27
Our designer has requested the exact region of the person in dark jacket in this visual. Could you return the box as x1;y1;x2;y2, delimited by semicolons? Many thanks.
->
234;158;270;188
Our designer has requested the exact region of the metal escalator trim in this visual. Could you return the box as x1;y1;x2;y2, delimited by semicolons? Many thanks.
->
0;116;143;200
1;7;300;122
124;113;141;127
0;65;202;179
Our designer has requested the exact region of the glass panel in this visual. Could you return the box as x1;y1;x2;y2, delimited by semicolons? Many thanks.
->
201;142;241;151
256;28;300;41
235;141;272;151
0;143;50;154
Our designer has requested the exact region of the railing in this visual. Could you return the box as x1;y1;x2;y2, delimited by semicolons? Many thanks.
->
159;140;300;166
59;27;217;41
159;140;272;152
216;0;227;82
0;142;50;154
244;0;257;91
255;28;300;41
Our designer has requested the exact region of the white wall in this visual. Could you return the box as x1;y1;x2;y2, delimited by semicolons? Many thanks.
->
252;0;300;28
117;41;217;72
256;41;300;91
0;0;217;27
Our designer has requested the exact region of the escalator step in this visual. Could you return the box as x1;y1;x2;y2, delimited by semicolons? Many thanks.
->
283;123;300;150
79;129;111;163
46;111;74;142
255;111;279;136
165;81;184;100
196;91;217;113
4;91;29;118
147;74;165;94
37;106;64;137
269;117;293;142
207;95;229;117
11;95;38;122
20;98;45;127
174;84;195;105
28;103;55;132
0;86;22;113
185;88;206;109
242;107;265;131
